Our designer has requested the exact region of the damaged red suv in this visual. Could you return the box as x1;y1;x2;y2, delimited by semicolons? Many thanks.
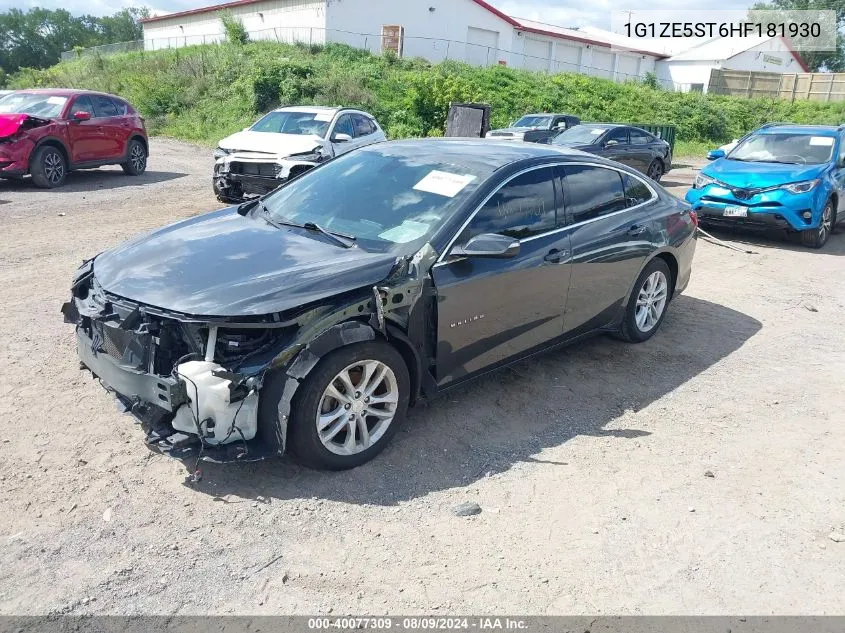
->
0;89;148;188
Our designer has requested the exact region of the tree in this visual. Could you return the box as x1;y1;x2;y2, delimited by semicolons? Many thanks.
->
0;7;149;74
98;7;149;44
751;0;845;71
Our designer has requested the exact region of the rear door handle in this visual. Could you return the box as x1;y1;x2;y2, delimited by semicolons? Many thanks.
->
544;249;568;263
627;224;647;236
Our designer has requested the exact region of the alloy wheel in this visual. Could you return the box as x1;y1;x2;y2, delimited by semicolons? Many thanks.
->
635;270;668;332
130;144;146;172
44;151;64;185
819;203;832;244
316;360;399;456
648;161;663;181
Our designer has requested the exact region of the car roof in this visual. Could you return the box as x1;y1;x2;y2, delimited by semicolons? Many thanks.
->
758;124;840;136
13;88;127;100
362;138;613;166
521;113;574;117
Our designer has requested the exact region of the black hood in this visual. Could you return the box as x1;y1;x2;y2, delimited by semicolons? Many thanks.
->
93;208;398;317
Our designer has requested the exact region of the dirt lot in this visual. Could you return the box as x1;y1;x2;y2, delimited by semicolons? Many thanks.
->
0;138;843;615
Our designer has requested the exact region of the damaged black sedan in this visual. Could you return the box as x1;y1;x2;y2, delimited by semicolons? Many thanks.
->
63;139;697;470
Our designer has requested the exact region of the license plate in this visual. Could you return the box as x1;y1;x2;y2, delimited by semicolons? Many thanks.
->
723;206;747;218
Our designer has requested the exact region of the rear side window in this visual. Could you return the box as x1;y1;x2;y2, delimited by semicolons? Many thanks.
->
352;114;376;137
111;98;129;115
629;130;654;144
461;167;558;241
70;95;95;117
562;165;626;223
93;96;118;117
622;173;654;206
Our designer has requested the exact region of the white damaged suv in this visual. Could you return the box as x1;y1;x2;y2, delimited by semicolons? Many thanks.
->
213;106;386;202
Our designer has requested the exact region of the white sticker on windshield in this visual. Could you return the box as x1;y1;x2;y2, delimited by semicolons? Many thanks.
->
46;96;66;105
378;220;431;243
413;170;476;198
809;136;834;146
313;113;333;122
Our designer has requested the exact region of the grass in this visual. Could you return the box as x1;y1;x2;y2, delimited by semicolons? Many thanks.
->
12;40;845;148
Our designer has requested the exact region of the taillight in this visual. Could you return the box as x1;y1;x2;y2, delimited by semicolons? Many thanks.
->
689;210;699;227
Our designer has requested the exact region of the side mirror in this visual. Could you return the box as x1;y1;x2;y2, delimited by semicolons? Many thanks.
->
72;111;91;122
604;139;619;147
332;132;352;143
707;149;726;160
450;233;520;259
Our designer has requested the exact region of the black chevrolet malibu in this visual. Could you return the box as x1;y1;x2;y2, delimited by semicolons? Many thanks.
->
550;123;672;182
62;139;697;470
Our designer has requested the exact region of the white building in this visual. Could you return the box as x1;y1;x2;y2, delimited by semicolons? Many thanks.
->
140;0;663;82
654;35;810;92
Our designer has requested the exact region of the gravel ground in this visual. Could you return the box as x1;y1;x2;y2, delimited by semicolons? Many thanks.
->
0;138;843;615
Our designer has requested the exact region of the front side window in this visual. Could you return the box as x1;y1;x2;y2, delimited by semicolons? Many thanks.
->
563;165;626;223
333;115;355;138
460;167;557;242
605;127;629;145
250;111;332;137
70;96;95;117
729;132;835;165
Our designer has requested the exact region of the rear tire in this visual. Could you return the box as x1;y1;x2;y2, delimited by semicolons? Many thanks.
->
801;200;834;249
617;258;672;343
121;139;147;176
646;159;664;182
30;145;67;188
285;341;410;470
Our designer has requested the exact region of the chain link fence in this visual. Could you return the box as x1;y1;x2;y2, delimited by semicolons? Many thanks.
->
62;26;690;91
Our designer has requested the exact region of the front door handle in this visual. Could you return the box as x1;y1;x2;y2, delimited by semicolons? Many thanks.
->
544;249;568;263
627;224;647;236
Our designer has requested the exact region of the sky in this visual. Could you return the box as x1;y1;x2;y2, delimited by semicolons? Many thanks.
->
0;0;754;27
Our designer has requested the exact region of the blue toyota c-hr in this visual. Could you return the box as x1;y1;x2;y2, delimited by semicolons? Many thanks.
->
685;124;845;248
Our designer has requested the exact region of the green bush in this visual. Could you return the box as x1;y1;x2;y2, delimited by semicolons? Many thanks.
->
11;40;845;152
220;12;248;46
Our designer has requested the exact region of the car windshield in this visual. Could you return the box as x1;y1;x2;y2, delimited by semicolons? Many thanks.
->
551;125;609;145
262;144;497;251
250;111;332;137
0;93;68;118
513;115;553;128
729;132;836;165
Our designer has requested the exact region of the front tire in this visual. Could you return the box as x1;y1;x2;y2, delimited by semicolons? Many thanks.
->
286;341;410;470
121;139;147;176
618;258;672;343
30;145;67;188
801;200;834;249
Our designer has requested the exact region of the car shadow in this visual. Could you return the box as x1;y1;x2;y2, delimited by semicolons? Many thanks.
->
658;179;689;188
0;169;187;193
185;295;762;505
701;224;845;256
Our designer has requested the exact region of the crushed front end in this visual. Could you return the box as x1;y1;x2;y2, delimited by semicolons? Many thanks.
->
213;150;325;202
61;260;295;463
